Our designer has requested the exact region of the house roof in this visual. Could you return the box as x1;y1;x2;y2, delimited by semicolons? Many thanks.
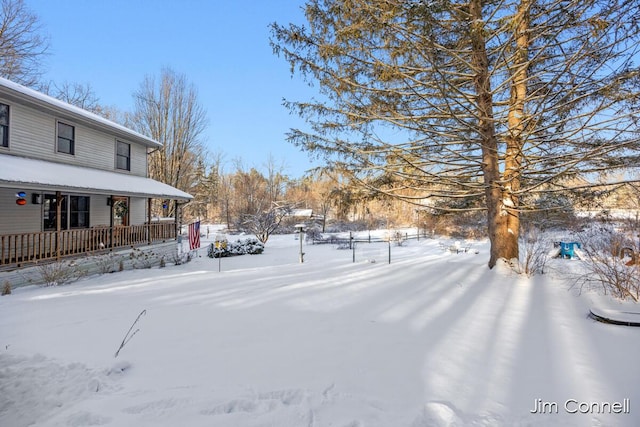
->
0;154;192;201
289;209;313;217
0;77;160;148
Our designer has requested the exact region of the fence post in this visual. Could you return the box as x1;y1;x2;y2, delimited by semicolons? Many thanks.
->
352;241;356;263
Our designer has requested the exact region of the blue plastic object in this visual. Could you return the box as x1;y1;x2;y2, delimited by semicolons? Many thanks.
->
559;241;581;259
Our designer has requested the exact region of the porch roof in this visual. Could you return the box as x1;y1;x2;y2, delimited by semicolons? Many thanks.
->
0;154;192;201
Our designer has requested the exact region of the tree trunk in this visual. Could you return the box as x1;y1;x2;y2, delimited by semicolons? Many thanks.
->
502;0;532;265
469;0;518;268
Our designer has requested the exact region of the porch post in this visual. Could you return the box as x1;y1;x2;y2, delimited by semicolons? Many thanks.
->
109;195;114;249
56;191;62;261
174;201;179;240
148;198;152;244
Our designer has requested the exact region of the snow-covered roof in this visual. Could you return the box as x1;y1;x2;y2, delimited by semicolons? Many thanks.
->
0;77;160;148
0;154;192;201
288;209;313;217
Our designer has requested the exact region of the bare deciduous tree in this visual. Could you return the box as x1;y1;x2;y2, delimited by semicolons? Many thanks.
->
132;67;208;217
242;202;292;244
0;0;49;87
264;154;288;205
271;0;640;268
41;80;101;112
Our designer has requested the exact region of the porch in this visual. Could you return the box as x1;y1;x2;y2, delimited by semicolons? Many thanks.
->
1;222;178;269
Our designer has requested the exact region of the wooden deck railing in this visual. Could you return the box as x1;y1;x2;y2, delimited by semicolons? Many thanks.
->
1;223;177;268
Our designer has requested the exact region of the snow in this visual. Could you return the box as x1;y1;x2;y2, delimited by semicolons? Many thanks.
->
0;154;192;200
1;230;639;426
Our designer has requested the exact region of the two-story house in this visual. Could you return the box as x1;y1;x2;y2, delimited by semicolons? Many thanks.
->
0;77;192;268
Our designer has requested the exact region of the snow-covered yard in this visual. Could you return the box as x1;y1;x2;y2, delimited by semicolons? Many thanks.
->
1;231;638;426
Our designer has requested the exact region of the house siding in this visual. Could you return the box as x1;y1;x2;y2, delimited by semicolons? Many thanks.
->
1;98;148;177
0;188;42;235
130;198;147;225
5;102;53;159
130;144;147;175
91;195;111;227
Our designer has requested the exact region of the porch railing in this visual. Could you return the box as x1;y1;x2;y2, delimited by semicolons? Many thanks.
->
1;223;177;268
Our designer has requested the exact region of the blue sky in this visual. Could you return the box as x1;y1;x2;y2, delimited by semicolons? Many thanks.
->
27;0;318;178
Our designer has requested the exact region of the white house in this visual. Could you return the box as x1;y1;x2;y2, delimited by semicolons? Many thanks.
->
0;77;192;268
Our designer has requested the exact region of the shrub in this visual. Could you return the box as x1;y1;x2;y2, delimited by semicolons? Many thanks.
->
208;242;227;259
208;237;265;258
325;220;369;233
37;261;85;286
391;230;406;246
516;226;549;276
573;226;640;301
305;227;323;243
171;250;192;265
129;247;156;269
2;280;11;296
94;253;120;274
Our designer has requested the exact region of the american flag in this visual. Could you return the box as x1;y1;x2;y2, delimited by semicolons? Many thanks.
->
188;221;201;250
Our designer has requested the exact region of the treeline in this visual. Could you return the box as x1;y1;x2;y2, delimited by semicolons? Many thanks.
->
183;160;421;233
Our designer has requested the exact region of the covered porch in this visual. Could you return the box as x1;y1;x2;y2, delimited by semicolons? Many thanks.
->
0;156;193;269
0;221;179;268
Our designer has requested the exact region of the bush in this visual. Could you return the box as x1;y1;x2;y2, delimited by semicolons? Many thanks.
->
208;237;264;258
305;226;323;242
573;226;640;301
37;261;85;286
171;251;192;265
2;280;11;296
515;225;549;276
324;220;369;233
391;230;407;246
94;253;121;274
129;247;157;269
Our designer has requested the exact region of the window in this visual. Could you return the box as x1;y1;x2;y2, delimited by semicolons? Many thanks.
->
116;141;130;171
0;103;8;148
70;196;90;228
43;194;90;230
57;122;75;154
43;194;68;230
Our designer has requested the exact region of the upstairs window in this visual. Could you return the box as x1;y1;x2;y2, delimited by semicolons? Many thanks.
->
0;103;8;148
57;121;75;154
116;141;130;171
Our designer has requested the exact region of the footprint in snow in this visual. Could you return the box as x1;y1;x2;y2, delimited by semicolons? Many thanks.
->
201;388;307;415
65;411;112;426
122;397;188;415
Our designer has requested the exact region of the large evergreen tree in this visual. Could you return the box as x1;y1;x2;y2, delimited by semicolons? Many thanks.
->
271;0;640;268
